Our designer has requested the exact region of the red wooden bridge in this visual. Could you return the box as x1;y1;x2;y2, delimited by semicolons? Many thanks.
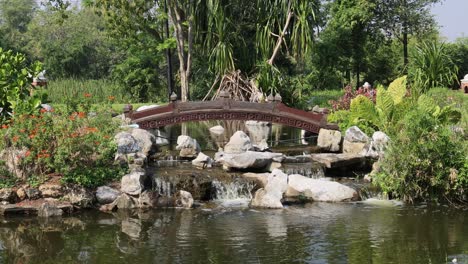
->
125;93;338;134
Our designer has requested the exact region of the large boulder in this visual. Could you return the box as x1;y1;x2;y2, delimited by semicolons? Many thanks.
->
216;151;284;171
25;188;41;200
65;187;95;208
96;186;120;204
130;128;157;156
250;169;288;209
121;171;147;196
224;131;253;154
114;194;137;209
39;183;64;198
115;132;140;154
192;152;213;169
175;190;194;209
343;126;369;155
38;203;63;217
138;191;159;208
245;121;271;147
176;135;201;158
317;129;342;152
242;173;269;188
286;174;358;202
0;148;29;179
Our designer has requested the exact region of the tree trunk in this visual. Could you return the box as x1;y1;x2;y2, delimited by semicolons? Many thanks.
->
167;0;192;102
267;2;293;65
403;30;408;70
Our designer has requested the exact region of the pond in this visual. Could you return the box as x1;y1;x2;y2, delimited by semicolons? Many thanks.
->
0;203;466;263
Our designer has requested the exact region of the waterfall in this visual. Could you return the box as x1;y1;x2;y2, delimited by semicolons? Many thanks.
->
211;180;255;206
154;155;180;168
154;177;173;197
282;164;325;179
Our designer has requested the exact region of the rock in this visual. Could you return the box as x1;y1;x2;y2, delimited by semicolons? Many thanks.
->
96;186;120;204
285;174;358;202
250;169;288;209
216;151;284;171
224;131;253;154
192;152;213;169
0;148;29;179
343;141;368;155
175;190;193;208
209;125;225;135
115;194;137;209
130;128;157;156
121;171;147;196
245;121;271;147
16;188;26;201
65;187;95;208
344;126;369;143
309;153;366;169
138;191;159;208
136;104;159;112
25;188;41;200
151;129;169;146
267;161;282;172
365;131;390;158
38;203;63;217
115;132;140;154
317;129;342;152
0;188;17;203
242;173;270;188
39;183;63;198
176;135;201;158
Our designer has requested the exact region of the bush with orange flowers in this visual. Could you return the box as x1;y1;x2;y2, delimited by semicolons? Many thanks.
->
0;93;127;187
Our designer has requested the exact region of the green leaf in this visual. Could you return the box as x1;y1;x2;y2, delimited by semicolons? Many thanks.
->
388;76;407;105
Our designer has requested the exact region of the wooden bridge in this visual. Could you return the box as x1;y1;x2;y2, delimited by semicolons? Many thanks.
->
125;92;338;134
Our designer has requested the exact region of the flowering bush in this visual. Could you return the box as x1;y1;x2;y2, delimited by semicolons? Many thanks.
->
329;85;376;111
0;94;127;187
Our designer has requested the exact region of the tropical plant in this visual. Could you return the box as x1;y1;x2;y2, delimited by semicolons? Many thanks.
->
408;41;459;94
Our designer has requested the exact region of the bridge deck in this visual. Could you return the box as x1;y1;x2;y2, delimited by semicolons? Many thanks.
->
126;97;338;134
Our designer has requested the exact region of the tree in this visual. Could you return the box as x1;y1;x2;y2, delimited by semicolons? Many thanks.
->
376;0;440;68
0;0;37;52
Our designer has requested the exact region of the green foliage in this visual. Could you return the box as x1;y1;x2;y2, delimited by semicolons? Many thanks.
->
373;107;467;204
408;41;459;94
0;161;17;188
46;78;128;104
0;95;127;187
0;48;44;122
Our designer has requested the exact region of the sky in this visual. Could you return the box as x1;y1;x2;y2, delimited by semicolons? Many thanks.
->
431;0;468;42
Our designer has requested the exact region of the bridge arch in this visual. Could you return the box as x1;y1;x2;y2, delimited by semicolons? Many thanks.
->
126;96;338;134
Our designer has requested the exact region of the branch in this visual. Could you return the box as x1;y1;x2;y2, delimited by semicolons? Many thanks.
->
267;5;293;66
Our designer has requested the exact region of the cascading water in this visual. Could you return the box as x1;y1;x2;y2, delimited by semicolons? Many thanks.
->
153;177;173;197
154;155;180;168
282;163;325;179
211;180;255;207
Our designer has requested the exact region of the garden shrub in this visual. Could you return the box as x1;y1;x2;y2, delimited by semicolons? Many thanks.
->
0;94;127;187
373;107;467;204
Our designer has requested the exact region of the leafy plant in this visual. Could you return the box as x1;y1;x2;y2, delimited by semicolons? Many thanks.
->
408;41;459;95
0;48;44;122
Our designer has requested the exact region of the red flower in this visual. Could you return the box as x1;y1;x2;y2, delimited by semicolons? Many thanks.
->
84;93;92;98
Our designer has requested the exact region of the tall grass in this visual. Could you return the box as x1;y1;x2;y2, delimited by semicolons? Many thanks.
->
307;89;343;108
46;78;130;104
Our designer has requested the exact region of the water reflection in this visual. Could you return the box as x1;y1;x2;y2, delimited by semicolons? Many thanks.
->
0;204;467;263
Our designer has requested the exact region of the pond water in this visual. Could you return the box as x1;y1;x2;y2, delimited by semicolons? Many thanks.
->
1;203;467;263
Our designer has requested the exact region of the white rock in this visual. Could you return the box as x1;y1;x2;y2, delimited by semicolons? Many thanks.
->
121;171;147;195
175;190;193;208
366;131;390;158
130;128;157;156
250;169;288;209
209;125;225;135
192;152;213;169
216;151;284;170
224;131;253;154
344;126;369;143
286;174;358;202
317;129;342;152
176;135;201;158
